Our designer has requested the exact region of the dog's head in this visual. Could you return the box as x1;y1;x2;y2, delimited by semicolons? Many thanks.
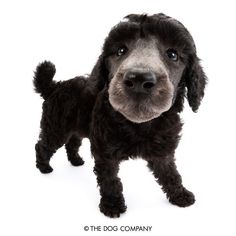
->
91;13;207;123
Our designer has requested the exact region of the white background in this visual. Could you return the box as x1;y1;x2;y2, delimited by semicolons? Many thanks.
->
0;0;236;235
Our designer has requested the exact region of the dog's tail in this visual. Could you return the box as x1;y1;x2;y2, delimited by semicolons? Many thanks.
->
33;61;57;100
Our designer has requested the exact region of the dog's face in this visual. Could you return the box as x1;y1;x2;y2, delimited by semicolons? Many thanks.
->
96;14;206;123
107;36;185;123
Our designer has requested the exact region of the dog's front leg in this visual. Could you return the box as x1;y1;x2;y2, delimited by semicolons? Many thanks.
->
148;157;195;207
94;159;127;218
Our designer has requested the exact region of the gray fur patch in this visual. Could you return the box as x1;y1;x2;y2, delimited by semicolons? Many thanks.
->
108;39;175;123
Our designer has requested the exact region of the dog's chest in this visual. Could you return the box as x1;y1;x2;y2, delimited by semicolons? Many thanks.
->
91;95;181;159
101;120;177;159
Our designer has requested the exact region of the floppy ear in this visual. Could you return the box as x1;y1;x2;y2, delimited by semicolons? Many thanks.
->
89;54;108;91
183;55;207;112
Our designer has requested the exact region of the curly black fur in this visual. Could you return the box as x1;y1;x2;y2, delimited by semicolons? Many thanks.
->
33;61;57;100
34;13;206;217
34;62;97;173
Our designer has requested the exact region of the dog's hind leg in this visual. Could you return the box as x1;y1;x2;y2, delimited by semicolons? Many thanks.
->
35;140;59;174
65;135;84;166
35;129;64;174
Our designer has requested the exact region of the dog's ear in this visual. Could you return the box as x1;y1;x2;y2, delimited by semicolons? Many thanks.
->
182;55;207;112
89;54;108;91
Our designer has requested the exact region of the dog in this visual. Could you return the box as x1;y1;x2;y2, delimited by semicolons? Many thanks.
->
33;13;206;217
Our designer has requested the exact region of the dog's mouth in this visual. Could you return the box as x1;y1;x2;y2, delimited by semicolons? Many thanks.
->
110;97;173;123
108;82;174;123
116;105;163;123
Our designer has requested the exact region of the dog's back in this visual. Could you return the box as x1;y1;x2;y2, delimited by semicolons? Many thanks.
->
34;61;96;138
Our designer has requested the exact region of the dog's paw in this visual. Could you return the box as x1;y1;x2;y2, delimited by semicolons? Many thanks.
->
168;187;195;207
69;154;84;166
99;196;127;218
36;163;53;174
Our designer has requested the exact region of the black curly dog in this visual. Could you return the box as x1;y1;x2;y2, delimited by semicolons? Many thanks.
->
34;14;206;217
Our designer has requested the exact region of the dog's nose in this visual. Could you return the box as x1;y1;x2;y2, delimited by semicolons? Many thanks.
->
123;71;157;94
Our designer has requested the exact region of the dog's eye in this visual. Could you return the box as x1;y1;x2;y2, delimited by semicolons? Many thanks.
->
166;48;178;61
117;46;128;56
